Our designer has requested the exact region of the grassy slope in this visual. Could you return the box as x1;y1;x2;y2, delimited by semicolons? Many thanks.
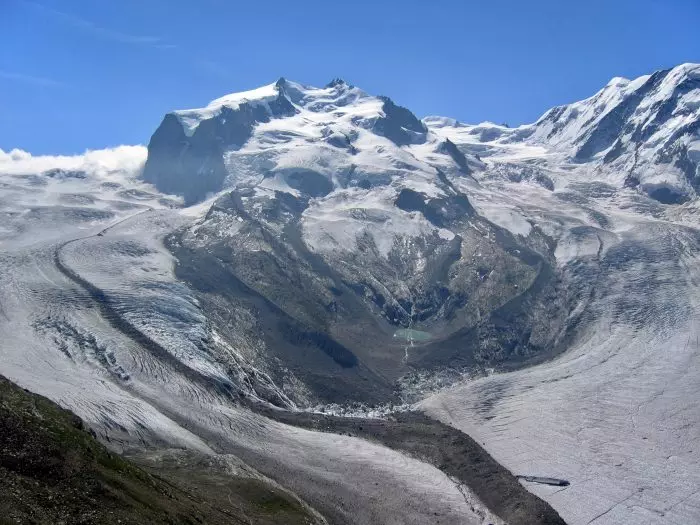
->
0;375;317;525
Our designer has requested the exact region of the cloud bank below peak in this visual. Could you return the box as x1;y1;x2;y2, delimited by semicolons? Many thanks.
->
0;145;148;178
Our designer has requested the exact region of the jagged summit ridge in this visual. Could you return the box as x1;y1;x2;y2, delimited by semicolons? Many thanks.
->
143;63;699;205
142;77;465;204
425;63;700;203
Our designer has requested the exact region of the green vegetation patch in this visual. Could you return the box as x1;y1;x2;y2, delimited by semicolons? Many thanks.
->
0;375;318;525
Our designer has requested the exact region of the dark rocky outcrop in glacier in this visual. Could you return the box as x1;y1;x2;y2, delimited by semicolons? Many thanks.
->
394;187;474;227
373;96;427;146
436;137;472;173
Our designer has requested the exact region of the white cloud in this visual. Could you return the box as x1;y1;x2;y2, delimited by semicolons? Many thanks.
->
0;148;33;162
0;145;148;179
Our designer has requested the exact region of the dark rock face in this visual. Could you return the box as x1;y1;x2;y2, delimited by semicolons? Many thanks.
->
394;188;425;212
168;234;392;406
395;188;474;227
437;138;471;173
373;96;427;146
326;77;348;88
142;93;296;205
168;171;566;408
142;113;226;205
324;131;356;151
658;124;700;193
648;186;688;204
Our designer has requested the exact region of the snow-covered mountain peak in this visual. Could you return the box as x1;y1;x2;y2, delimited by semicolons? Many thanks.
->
143;78;458;204
523;71;650;148
526;63;699;151
173;80;285;136
325;77;349;88
668;61;700;80
168;78;381;138
207;81;280;110
605;75;632;87
425;63;700;203
147;63;699;205
167;76;430;139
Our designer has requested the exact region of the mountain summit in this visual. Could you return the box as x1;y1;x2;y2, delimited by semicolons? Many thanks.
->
142;78;471;205
426;63;700;203
143;78;441;204
136;64;700;408
144;64;700;206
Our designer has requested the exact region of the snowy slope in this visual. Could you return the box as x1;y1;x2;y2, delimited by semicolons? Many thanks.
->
418;65;700;525
427;63;700;203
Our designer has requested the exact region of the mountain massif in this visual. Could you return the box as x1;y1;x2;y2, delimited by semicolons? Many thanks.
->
1;63;699;525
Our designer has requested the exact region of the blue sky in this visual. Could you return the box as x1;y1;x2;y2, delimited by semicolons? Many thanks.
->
1;0;699;155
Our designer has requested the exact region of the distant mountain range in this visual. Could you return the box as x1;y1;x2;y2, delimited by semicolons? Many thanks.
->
145;63;700;205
